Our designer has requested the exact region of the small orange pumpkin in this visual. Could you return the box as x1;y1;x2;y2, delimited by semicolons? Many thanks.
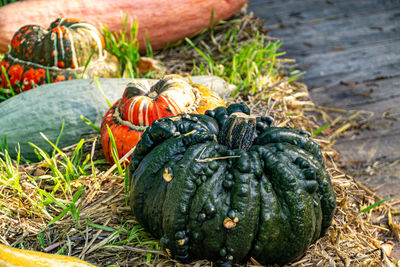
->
101;74;225;164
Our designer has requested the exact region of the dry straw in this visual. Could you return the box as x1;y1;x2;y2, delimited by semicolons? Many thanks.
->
1;8;399;267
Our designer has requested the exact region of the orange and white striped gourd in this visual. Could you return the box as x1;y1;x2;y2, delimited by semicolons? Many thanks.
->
100;74;225;163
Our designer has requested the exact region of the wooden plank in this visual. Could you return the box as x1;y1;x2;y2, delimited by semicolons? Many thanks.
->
311;76;400;112
276;11;400;55
335;128;400;162
254;3;400;87
301;42;400;87
315;78;400;163
248;0;400;204
249;0;400;27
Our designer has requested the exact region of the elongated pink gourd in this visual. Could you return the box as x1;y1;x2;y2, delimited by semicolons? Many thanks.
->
0;0;247;53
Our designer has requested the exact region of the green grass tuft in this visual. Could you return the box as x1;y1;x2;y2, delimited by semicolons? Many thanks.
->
187;30;285;96
0;129;107;227
183;27;275;95
102;14;141;78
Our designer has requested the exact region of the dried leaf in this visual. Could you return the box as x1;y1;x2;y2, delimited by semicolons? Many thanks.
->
380;241;394;257
137;57;164;73
32;168;47;176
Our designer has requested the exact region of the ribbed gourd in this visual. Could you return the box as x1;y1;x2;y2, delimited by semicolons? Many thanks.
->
0;18;119;93
128;103;336;266
101;74;225;163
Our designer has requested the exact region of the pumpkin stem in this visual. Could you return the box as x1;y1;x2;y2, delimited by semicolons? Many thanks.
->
217;112;256;151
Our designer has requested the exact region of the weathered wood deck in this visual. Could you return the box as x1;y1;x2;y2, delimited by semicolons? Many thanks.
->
249;0;400;200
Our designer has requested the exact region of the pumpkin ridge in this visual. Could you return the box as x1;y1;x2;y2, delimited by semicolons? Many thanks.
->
277;143;335;234
66;21;105;60
272;149;320;237
130;136;188;237
188;162;230;261
254;127;324;164
310;195;323;243
186;143;230;262
249;172;291;263
246;177;263;263
256;145;316;262
159;95;182;115
162;142;213;262
221;150;261;264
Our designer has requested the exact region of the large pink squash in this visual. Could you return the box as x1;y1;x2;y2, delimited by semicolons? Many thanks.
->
0;0;247;53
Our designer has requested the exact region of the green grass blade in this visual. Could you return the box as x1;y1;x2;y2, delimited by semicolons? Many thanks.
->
145;31;153;58
288;71;306;83
209;8;215;33
37;188;68;210
80;115;101;132
47;207;70;226
1;65;15;96
72;185;85;203
94;76;112;108
86;222;117;232
52;120;65;158
359;197;390;214
106;124;124;176
313;123;330;136
81;50;95;78
38;232;45;248
0;134;7;154
46;66;51;84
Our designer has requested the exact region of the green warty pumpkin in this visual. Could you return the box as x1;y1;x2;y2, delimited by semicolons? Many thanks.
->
128;103;336;266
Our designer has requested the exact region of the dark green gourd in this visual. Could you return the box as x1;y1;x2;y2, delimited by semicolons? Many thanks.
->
128;103;336;266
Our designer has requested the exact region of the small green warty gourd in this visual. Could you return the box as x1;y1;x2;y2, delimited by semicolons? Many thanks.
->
128;103;336;266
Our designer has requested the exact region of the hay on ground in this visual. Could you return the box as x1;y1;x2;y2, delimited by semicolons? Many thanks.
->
1;8;399;267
